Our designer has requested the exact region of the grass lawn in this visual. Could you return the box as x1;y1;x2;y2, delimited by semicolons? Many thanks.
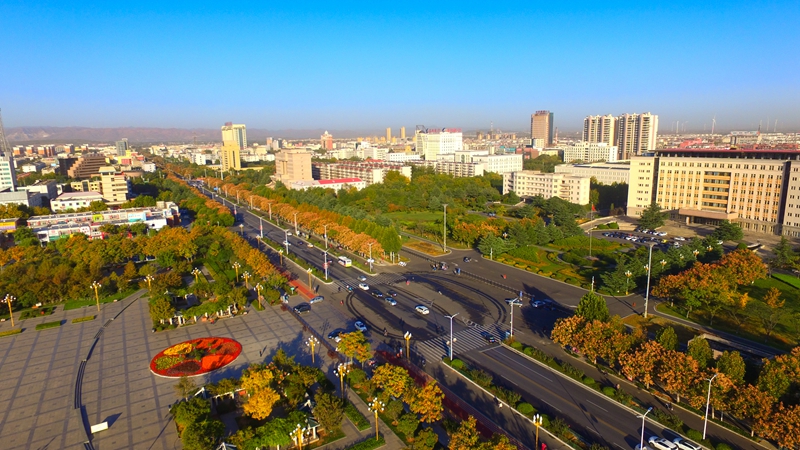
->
622;314;701;344
773;272;800;290
404;239;448;256
64;288;138;311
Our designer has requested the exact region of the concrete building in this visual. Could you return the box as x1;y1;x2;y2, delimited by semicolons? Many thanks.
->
400;127;406;140
18;180;59;205
385;152;422;163
626;148;800;236
503;170;590;205
361;146;387;160
116;139;129;156
386;128;392;142
289;178;367;191
562;142;619;163
555;162;630;185
21;162;46;173
416;160;485;178
415;128;463;160
275;149;313;184
51;191;105;211
312;161;411;186
0;191;42;208
192;153;208;166
0;154;17;192
220;141;242;171
221;122;247;149
531;111;554;146
472;154;523;174
616;113;659;159
583;115;617;146
142;162;157;172
320;131;333;150
100;172;130;204
67;153;107;179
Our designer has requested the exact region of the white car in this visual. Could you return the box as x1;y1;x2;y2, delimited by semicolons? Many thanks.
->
358;283;370;290
673;236;686;241
306;243;313;248
648;437;678;450
354;321;368;332
672;438;702;450
358;275;367;281
415;305;430;315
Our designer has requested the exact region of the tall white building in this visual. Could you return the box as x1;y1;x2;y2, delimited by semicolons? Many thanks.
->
472;154;523;174
221;122;247;149
503;170;590;205
415;128;463;160
0;154;17;192
562;142;619;163
616;113;658;159
583;115;616;146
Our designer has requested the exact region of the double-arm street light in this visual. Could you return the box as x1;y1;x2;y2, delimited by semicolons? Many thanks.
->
293;212;299;235
91;281;102;312
639;406;653;450
644;243;655;318
323;224;329;250
444;313;458;360
442;203;448;253
3;294;15;327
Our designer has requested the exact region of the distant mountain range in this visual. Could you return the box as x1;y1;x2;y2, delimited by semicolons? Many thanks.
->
5;126;371;144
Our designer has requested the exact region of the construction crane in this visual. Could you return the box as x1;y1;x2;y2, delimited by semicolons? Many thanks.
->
0;108;11;155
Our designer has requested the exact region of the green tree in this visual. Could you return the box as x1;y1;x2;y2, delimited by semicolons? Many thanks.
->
711;220;743;242
772;236;796;268
601;261;636;295
411;427;439;450
477;234;509;257
716;351;746;385
687;337;713;368
638;202;667;230
181;419;225;450
13;227;39;247
337;331;372;363
656;326;678;351
396;412;420;437
170;397;210;429
174;376;198;399
313;392;344;433
575;291;610;322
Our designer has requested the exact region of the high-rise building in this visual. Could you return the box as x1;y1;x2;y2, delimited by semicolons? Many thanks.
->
415;128;463;160
68;153;108;179
400;127;406;140
220;141;242;171
221;122;247;149
616;113;658;159
320;131;333;150
275;149;313;184
531;111;554;146
0;109;16;192
386;127;392;142
583;115;616;147
116;138;129;157
562;142;618;163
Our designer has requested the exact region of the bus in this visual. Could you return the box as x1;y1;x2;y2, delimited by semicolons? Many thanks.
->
338;256;352;267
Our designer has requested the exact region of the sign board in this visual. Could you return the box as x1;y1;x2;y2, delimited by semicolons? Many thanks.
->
90;422;109;434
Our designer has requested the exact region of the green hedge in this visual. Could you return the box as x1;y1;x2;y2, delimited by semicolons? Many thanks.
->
348;435;385;450
344;400;370;431
0;328;22;338
72;315;96;323
36;321;63;330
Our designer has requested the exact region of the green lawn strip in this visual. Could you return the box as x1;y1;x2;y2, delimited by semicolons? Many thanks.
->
346;435;385;450
64;288;138;310
19;306;57;319
384;211;442;221
0;328;22;337
344;400;371;431
772;273;800;291
307;427;346;449
35;321;63;330
347;384;411;443
72;315;96;323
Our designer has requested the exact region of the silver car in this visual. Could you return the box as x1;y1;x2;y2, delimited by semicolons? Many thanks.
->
672;438;702;450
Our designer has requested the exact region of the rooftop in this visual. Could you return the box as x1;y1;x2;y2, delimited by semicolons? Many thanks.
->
55;191;103;199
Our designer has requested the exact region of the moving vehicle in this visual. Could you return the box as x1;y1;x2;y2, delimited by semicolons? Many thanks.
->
354;321;368;332
672;438;702;450
531;300;546;308
328;329;345;342
505;298;522;305
310;296;324;304
293;303;311;314
415;305;430;315
358;275;367;281
307;242;314;248
370;289;384;298
480;331;497;343
338;256;352;267
463;257;472;262
384;297;397;306
386;290;398;297
648;437;678;450
358;283;370;290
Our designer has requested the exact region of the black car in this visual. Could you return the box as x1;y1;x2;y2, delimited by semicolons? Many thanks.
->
480;331;498;343
463;257;472;263
370;289;384;298
293;303;311;314
386;290;398;297
327;329;345;340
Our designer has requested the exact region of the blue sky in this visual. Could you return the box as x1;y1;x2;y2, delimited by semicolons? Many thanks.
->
2;1;799;134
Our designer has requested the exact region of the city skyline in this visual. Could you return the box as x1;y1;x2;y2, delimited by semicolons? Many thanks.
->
2;1;799;132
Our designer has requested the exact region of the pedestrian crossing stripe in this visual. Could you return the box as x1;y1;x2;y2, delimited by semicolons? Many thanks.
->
335;274;407;289
414;323;510;362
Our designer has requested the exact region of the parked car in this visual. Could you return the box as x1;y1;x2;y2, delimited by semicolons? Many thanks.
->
480;331;498;343
293;303;311;314
328;329;345;341
648;437;678;450
358;283;370;290
310;296;324;304
415;305;430;315
674;236;686;241
354;321;368;332
384;297;397;306
672;438;702;450
531;300;547;308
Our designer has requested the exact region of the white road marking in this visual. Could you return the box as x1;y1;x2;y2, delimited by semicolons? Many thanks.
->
586;400;608;412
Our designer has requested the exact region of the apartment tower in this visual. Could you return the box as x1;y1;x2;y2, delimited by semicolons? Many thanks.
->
221;122;247;149
616;113;658;159
583;115;616;146
531;111;554;146
220;141;242;171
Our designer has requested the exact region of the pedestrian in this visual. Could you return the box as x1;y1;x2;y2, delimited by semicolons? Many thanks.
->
338;286;341;293
633;302;636;307
502;274;507;279
340;299;344;305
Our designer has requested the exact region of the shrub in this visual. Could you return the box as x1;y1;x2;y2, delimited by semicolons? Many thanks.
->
607;222;619;229
517;402;536;416
523;347;534;356
72;315;96;323
582;376;596;386
468;369;493;388
35;321;63;330
653;408;683;430
686;429;704;441
450;359;464;370
0;328;22;338
563;364;584;380
348;435;385;450
716;444;733;450
510;341;523;350
602;386;616;397
343;401;370;431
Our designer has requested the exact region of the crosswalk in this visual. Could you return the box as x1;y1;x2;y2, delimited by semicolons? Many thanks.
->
335;273;408;290
414;322;510;363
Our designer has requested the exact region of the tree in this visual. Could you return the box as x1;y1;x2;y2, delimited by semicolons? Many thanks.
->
174;375;198;399
171;397;211;430
407;380;444;423
575;291;610;322
13;227;39;247
411;427;439;450
181;419;225;450
638;202;667;230
711;220;743;242
396;412;420;437
149;297;176;324
122;260;138;280
716;351;746;385
728;384;774;437
772;236;796;268
372;364;413;399
656;326;678;351
337;331;372;363
243;387;281;420
313;392;344;433
448;415;480;450
620;340;664;389
550;315;586;348
601;261;636;295
687;337;713;369
657;350;700;402
753;287;787;338
477;234;509;257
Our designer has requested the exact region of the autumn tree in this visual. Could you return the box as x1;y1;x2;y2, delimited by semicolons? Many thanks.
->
757;348;800;401
620;340;664;389
371;364;413;400
728;383;774;437
337;331;372;363
407;380;444;423
575;291;610;322
657;350;699;402
762;402;800;449
243;388;281;420
550;315;585;348
313;392;344;432
656;326;678;351
448;415;480;450
411;427;439;450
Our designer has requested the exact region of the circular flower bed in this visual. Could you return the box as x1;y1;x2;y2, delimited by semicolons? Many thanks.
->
150;337;242;377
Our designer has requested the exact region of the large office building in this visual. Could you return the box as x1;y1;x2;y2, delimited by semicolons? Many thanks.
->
320;131;333;150
221;122;247;149
472;154;523;174
626;148;800;236
116;139;129;156
616;113;658;159
503;170;590;205
312;161;412;186
413;160;486;178
289;178;367;192
583;115;617;146
531;111;554;146
275;149;313;184
220;141;242;171
555;162;630;185
67;153;108;179
415;128;463;160
562;142;619;163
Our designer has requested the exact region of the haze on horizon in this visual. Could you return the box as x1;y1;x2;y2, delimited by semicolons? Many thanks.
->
2;1;799;134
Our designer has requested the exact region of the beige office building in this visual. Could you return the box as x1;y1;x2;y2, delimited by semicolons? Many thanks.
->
220;141;242;171
221;123;247;149
627;148;800;236
312;161;412;186
583;115;616;146
531;111;554;146
562;142;619;163
275;149;313;184
555;162;630;185
503;170;590;205
616;113;658;159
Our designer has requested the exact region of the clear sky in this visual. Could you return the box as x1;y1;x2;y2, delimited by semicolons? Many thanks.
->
2;1;799;134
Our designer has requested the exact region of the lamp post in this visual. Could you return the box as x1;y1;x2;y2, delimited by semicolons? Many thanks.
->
249;195;253;209
323;251;329;281
192;267;202;284
284;230;290;254
255;283;264;309
703;373;719;440
279;249;284;265
693;249;699;259
644;243;654;318
290;424;306;450
242;271;251;289
445;313;458;360
259;217;263;239
323;224;329;250
588;226;597;258
335;363;351;399
368;242;373;272
306;268;313;288
293;212;299;235
625;270;632;295
267;201;273;221
660;259;667;275
533;414;543;450
3;294;15;327
369;398;385;441
91;281;102;312
404;331;411;360
239;223;244;236
306;336;319;364
442;203;448;253
145;274;154;291
509;299;521;340
232;262;241;282
639;407;653;450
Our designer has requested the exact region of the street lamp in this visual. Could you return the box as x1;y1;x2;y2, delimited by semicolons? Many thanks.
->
509;299;522;340
293;212;299;235
693;249;699;259
369;398;385;441
703;373;719;440
644;243;654;318
267;201;273;221
334;363;351;399
306;267;313;288
279;249;284;265
404;331;412;360
232;262;241;282
442;203;448;253
249;195;253;209
306;336;319;364
368;242;373;272
533;414;543;449
259;217;263;239
323;224;329;250
444;313;458;360
660;259;667;274
284;230;290;254
192;267;202;283
242;271;251;289
91;281;102;312
323;251;329;281
239;223;244;236
255;283;264;309
639;407;653;450
625;270;632;295
290;424;306;450
3;294;15;327
145;274;154;291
